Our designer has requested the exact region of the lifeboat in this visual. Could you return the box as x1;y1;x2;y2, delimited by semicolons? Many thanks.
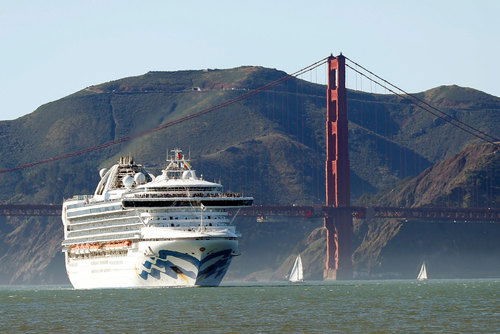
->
69;241;132;255
102;240;132;250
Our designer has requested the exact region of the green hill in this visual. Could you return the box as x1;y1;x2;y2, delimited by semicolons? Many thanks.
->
355;142;499;278
0;66;498;283
279;142;499;280
377;142;498;208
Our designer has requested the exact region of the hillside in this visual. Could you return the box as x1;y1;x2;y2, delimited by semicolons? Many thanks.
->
282;142;499;280
351;142;498;278
0;66;498;283
378;142;498;208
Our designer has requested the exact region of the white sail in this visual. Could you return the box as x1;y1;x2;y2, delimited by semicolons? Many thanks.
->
289;255;304;282
417;262;428;281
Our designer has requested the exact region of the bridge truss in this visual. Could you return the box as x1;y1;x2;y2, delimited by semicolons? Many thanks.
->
1;204;498;222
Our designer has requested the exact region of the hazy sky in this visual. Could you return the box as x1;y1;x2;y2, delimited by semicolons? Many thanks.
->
1;0;499;120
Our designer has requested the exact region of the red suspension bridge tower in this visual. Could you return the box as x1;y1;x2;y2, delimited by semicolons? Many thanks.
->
324;54;353;280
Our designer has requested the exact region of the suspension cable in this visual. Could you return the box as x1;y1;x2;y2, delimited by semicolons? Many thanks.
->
346;63;499;146
345;57;499;145
0;58;328;174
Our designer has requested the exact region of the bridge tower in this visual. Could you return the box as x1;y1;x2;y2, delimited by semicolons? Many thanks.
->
324;54;353;280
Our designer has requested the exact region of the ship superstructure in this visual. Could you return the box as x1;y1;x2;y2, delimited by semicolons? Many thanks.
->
62;149;253;289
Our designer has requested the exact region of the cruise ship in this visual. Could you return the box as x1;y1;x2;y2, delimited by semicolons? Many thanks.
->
61;149;253;289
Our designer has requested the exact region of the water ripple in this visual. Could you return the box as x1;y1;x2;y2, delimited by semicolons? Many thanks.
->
0;279;498;333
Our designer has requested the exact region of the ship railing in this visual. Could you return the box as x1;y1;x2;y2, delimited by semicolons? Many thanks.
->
62;232;140;246
154;226;235;233
70;194;94;201
129;192;244;199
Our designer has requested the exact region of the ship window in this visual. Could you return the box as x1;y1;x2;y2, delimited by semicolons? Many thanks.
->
170;266;182;274
169;217;173;220
171;223;174;227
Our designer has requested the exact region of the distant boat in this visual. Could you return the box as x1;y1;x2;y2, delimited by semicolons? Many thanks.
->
417;262;428;281
289;255;304;282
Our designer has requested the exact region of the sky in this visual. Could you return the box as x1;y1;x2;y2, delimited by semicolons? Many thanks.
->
1;0;499;120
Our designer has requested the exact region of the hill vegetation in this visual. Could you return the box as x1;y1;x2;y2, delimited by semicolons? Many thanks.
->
0;66;498;283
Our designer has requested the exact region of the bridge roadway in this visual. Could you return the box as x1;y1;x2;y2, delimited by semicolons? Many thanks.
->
0;204;498;222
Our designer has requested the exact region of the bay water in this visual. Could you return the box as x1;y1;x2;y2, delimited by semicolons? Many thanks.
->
1;279;498;333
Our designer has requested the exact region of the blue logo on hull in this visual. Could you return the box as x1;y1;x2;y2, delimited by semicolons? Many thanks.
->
139;249;233;284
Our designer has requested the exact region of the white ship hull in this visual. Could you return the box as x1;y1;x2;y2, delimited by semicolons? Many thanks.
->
66;238;237;289
62;151;252;289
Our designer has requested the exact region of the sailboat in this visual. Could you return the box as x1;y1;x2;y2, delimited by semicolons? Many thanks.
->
289;255;304;282
417;262;428;281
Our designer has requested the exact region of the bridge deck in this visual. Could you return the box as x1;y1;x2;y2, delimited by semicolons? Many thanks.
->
1;204;498;222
